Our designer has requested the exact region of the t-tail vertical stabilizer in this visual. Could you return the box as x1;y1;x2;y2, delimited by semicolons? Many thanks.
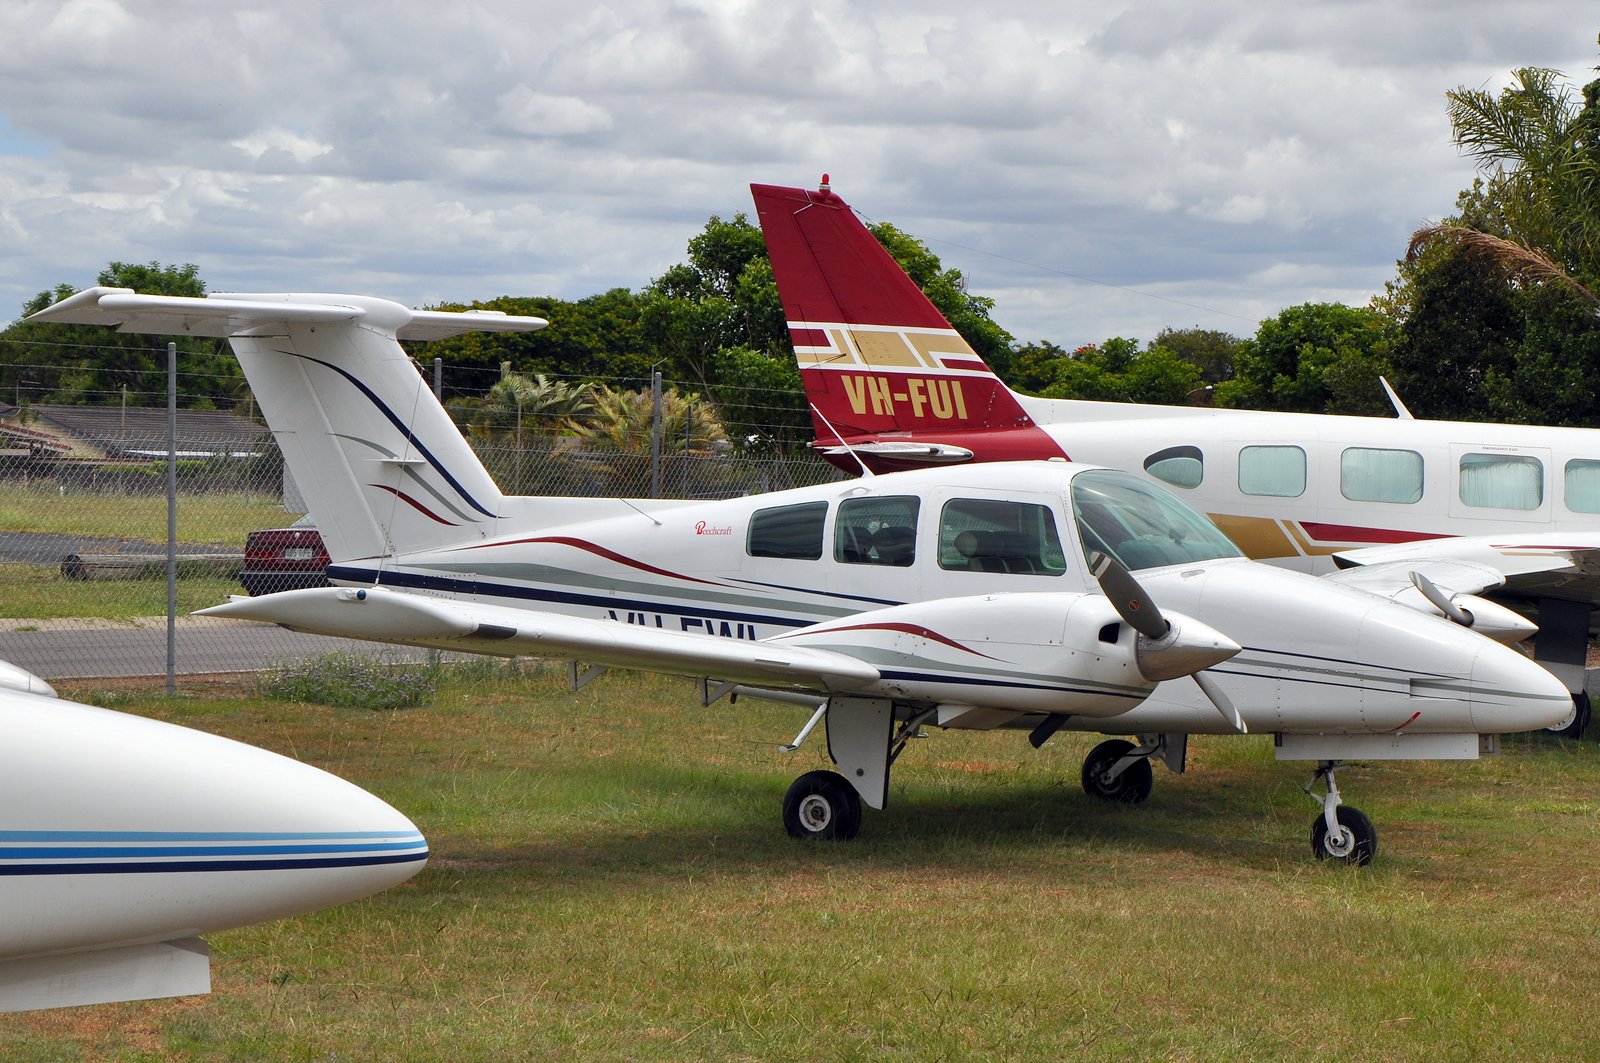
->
26;288;548;563
751;179;1061;470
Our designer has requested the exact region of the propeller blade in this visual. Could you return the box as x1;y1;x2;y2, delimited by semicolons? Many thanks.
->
1410;570;1471;627
1088;550;1168;640
1194;671;1248;734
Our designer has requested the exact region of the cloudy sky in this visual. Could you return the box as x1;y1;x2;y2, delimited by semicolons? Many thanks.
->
0;1;1592;348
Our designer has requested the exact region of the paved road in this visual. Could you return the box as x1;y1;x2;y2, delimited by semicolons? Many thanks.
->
0;616;438;680
0;531;236;565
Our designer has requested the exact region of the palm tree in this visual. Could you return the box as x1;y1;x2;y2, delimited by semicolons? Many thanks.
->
450;372;594;492
1411;60;1600;300
559;384;729;496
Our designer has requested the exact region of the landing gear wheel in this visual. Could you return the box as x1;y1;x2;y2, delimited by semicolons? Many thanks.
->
782;770;862;841
1311;805;1377;866
1546;691;1592;740
1080;739;1154;804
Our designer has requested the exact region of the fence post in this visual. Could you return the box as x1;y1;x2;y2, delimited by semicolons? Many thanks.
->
650;370;662;498
166;341;177;694
430;358;443;670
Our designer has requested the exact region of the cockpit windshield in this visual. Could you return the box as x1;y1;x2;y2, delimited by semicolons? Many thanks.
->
1070;469;1243;571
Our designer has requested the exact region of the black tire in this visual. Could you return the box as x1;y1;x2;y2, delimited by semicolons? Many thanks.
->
1545;691;1592;740
1310;805;1377;866
1080;739;1154;804
782;770;862;841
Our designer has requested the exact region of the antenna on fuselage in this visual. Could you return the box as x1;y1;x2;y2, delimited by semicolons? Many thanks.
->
1379;376;1414;420
809;403;875;479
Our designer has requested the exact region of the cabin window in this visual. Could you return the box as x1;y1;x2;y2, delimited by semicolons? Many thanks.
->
1565;459;1600;514
1070;468;1242;571
1143;445;1204;489
1238;445;1306;497
834;496;920;566
747;501;827;560
1459;453;1543;510
1340;447;1423;504
937;498;1067;576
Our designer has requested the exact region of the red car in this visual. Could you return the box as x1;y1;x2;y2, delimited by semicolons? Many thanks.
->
241;515;331;596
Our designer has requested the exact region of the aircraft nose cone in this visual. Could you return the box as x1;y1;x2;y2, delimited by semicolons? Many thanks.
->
1469;641;1574;733
0;694;427;962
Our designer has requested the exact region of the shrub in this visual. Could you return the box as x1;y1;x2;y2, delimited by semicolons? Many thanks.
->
256;652;440;710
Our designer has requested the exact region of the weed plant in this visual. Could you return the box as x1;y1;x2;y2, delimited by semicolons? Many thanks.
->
255;652;441;709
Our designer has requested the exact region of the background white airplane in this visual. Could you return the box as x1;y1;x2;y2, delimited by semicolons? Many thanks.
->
0;660;427;1012
751;179;1600;737
28;287;1573;866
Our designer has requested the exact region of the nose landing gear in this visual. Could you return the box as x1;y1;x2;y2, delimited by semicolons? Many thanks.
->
1306;761;1377;866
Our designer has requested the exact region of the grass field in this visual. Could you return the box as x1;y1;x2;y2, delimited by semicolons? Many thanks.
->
0;565;243;621
5;666;1600;1060
0;486;287;547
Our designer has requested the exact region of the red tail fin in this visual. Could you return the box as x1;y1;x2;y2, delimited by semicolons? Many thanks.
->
751;180;1036;444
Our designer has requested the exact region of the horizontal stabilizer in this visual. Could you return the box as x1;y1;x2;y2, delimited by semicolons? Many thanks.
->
199;587;881;690
27;287;548;340
0;937;209;1013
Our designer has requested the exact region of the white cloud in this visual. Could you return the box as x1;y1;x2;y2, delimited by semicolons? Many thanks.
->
0;0;1591;343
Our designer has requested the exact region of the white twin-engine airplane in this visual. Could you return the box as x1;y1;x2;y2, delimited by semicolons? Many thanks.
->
29;287;1573;867
751;179;1600;737
0;659;426;1012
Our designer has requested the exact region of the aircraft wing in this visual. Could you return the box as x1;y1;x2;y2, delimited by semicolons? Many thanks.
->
1322;557;1506;599
1334;533;1600;605
197;587;881;691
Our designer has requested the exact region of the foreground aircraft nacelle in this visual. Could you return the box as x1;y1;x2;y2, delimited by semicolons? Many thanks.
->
768;591;1240;716
29;284;1573;867
0;678;428;1012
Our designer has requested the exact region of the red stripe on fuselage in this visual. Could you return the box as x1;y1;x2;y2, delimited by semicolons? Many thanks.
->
457;535;727;587
1298;522;1453;546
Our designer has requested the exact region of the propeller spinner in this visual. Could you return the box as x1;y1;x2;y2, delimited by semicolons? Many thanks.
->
1088;550;1248;732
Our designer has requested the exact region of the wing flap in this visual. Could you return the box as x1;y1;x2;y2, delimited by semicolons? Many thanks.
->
198;587;880;690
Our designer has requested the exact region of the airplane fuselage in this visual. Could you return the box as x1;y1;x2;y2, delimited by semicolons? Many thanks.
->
340;462;1568;743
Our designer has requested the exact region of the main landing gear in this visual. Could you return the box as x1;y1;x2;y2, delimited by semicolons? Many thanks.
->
1306;761;1377;866
782;770;862;840
779;696;932;842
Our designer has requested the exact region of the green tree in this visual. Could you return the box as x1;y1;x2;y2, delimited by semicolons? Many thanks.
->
1381;237;1522;420
0;261;241;408
1147;327;1244;385
1218;303;1395;415
407;289;650;391
1038;339;1202;405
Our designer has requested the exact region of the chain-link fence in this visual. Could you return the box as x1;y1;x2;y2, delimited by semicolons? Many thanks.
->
0;408;843;682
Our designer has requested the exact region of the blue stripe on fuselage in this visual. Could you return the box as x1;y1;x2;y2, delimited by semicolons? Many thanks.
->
330;565;824;630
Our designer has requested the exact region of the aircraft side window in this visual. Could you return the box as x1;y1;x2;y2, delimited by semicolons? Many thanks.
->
1340;447;1423;504
834;496;920;566
1238;445;1306;498
937;498;1066;576
1143;445;1203;489
1459;453;1543;510
1565;459;1600;514
747;501;828;560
